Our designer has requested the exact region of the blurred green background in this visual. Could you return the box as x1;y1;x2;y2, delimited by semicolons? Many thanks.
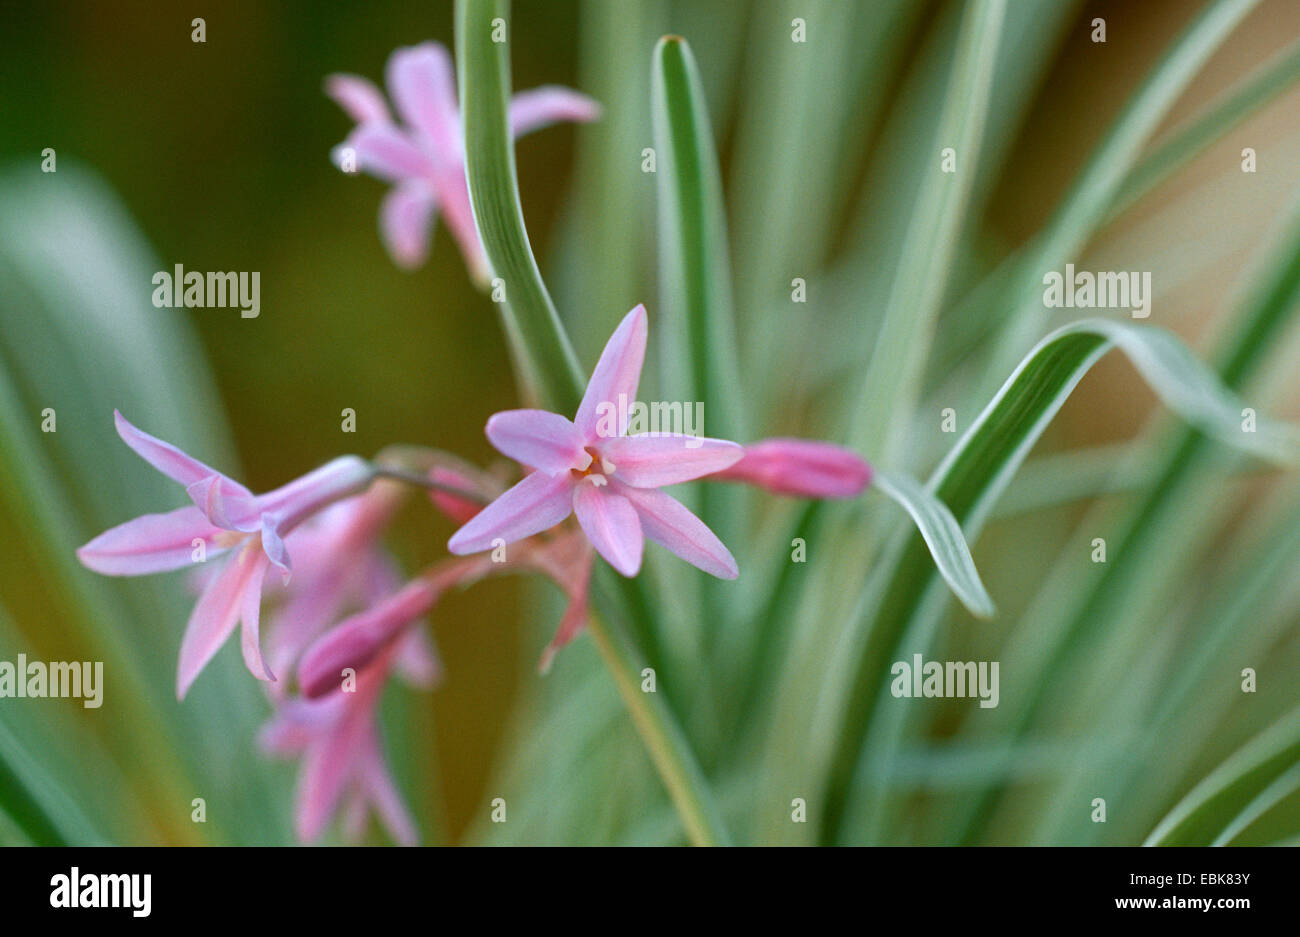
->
2;0;1299;844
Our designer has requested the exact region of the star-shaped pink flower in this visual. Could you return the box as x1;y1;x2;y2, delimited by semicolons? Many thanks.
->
327;41;600;279
447;305;743;579
76;412;375;698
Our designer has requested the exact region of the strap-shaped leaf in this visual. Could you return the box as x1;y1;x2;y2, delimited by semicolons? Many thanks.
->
651;35;745;443
456;0;586;413
1145;704;1300;846
824;316;1294;839
872;470;994;619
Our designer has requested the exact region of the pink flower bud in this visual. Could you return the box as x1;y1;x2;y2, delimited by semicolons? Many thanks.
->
429;465;485;525
297;580;438;699
712;438;871;498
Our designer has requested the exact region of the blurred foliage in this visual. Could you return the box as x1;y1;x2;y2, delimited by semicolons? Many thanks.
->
3;0;1300;845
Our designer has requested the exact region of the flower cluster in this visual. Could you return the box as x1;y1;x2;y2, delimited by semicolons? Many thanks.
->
76;41;872;845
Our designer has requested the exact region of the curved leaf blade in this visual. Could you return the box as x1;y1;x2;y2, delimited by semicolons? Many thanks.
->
1145;705;1300;846
456;0;586;413
872;470;994;619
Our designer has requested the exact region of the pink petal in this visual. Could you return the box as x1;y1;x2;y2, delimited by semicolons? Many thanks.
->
256;456;375;529
296;710;369;844
324;73;391;124
298;580;439;699
333;124;434;183
114;410;242;491
267;571;350;680
260;521;291;580
429;466;485;525
447;471;575;555
539;545;593;673
509;86;601;137
601;434;742;488
260;693;347;755
485;409;589;475
711;438;872;498
575;305;648;440
177;546;269;699
379;181;437;269
77;505;224;576
393;626;441;688
613;482;738;579
573;483;643;577
435;167;489;283
239;556;275;682
359;735;420;846
186;474;261;531
385;43;462;160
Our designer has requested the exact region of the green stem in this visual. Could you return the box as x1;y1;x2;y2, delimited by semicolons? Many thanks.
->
585;610;731;846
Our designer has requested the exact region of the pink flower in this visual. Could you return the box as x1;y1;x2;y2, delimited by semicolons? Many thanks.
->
710;438;872;498
76;411;375;699
296;557;489;699
264;483;432;687
447;305;743;579
327;41;600;279
261;647;418;846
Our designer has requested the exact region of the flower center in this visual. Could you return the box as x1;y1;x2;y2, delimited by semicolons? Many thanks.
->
213;530;252;549
572;446;616;487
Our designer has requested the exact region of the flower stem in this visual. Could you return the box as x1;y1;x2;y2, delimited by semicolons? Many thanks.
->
585;610;731;846
372;465;492;504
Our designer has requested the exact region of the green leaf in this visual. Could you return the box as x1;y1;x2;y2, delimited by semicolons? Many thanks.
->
871;470;994;619
651;34;745;444
984;0;1262;380
0;163;291;844
823;317;1291;841
1112;36;1300;219
1145;704;1300;846
456;0;586;414
953;199;1300;846
0;715;108;846
848;0;1006;462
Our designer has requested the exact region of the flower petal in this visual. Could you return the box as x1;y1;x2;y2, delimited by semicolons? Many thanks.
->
186;474;261;531
538;544;593;674
256;456;375;528
379;181;437;269
613;482;738;579
260;521;291;581
77;505;224;576
435;167;489;283
447;471;575;555
602;434;742;488
334;124;434;183
509;86;601;137
177;546;268;699
573;483;643;577
324;73;391;124
239;556;275;682
574;305;648;440
393;625;441;688
296;708;368;844
359;734;420;846
485;409;589;475
115;410;242;491
385;42;461;159
297;579;439;699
